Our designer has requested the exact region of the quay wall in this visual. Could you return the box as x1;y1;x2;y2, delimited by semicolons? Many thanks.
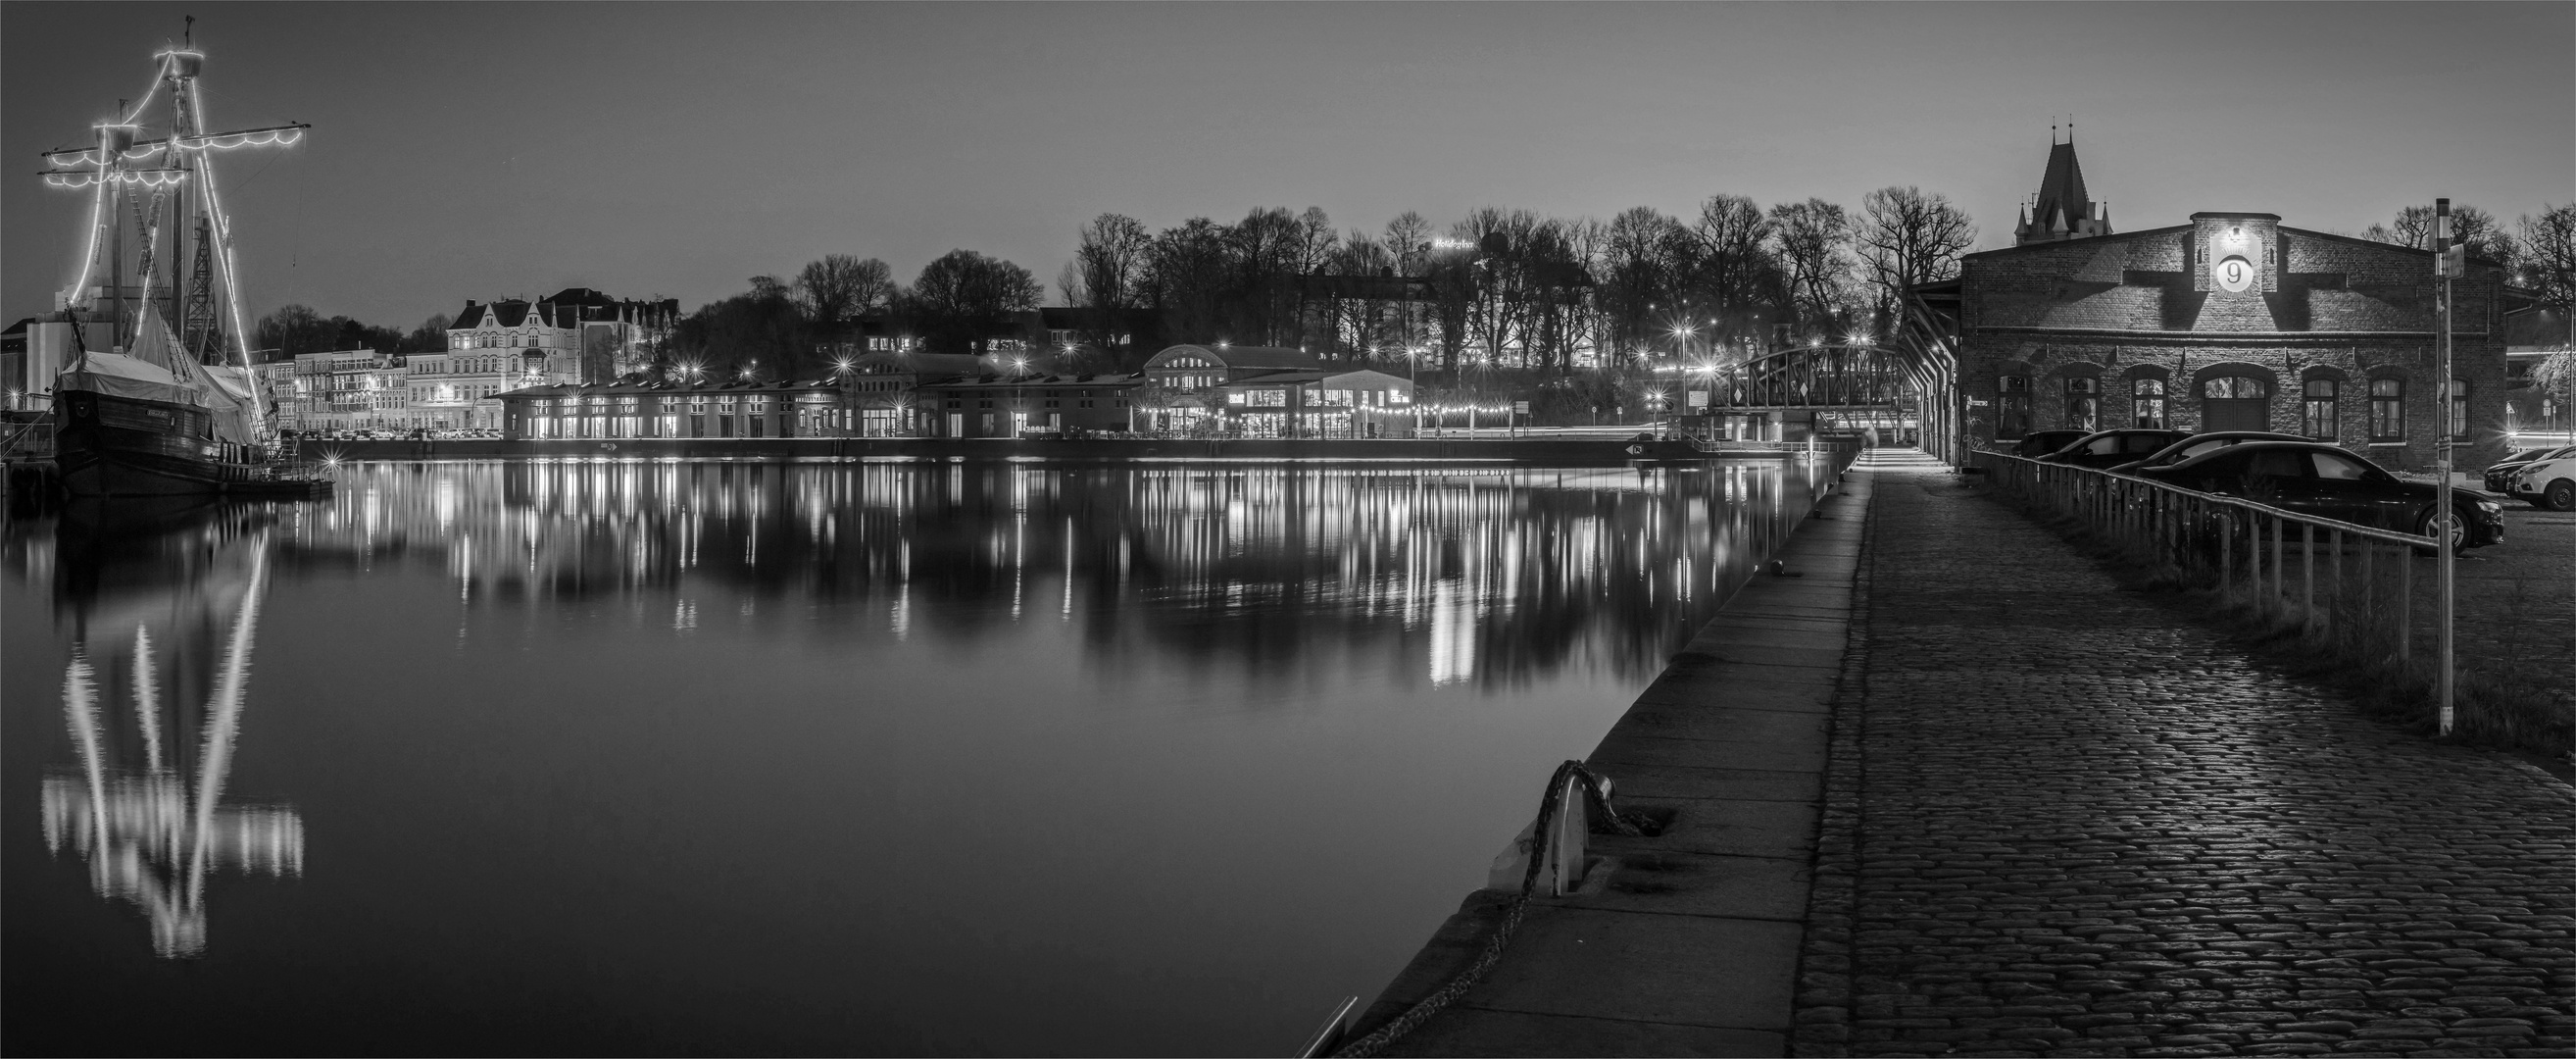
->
308;436;1791;464
1344;444;1871;1056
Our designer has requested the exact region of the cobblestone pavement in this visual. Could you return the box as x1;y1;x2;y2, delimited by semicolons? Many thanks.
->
1797;451;2575;1058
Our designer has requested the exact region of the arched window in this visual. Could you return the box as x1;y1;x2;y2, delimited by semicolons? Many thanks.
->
2303;379;2338;439
2065;377;2101;431
2369;378;2405;440
2132;378;2167;429
2449;378;2468;439
1997;375;2032;438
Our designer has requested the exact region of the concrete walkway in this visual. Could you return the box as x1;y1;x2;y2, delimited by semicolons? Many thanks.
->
1357;464;1873;1056
1797;451;2574;1057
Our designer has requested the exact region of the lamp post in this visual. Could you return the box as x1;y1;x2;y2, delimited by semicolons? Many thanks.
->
1408;345;1423;438
832;357;856;437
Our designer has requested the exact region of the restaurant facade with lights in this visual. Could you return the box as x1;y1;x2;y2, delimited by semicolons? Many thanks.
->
495;378;848;440
1912;140;2524;469
916;374;1146;437
1135;344;1414;438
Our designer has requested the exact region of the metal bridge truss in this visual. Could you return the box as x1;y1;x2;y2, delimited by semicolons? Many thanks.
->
1703;343;1918;412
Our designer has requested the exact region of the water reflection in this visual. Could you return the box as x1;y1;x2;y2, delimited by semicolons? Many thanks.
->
37;501;304;958
6;458;1830;1052
283;459;1820;687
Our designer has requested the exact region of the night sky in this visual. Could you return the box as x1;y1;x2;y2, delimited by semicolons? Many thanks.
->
5;1;2568;329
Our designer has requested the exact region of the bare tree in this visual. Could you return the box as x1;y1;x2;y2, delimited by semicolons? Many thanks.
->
795;255;895;358
1147;218;1234;345
1231;207;1315;346
1603;207;1683;360
1383;211;1437;354
2518;203;2576;314
1683;194;1780;353
1074;213;1152;358
2368;203;2509;258
902;250;1041;356
1056;261;1086;307
1767;199;1858;338
1856;185;1977;337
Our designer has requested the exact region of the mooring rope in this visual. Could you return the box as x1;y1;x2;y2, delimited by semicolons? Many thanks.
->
1329;759;1644;1058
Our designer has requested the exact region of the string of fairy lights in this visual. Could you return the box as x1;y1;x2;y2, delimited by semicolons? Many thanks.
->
43;44;301;379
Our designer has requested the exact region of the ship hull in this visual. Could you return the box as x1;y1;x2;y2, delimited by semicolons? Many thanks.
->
52;390;327;498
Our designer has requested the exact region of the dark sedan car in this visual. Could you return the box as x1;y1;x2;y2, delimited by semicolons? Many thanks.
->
2483;444;2576;494
2135;441;2503;550
2033;429;2195;470
2007;429;2092;459
2106;430;2310;475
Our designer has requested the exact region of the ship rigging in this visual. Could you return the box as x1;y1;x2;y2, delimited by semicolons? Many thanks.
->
34;24;329;498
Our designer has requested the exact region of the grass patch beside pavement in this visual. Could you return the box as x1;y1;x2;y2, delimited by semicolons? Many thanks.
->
1971;479;2574;773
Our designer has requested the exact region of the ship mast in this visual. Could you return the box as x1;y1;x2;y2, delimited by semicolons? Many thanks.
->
40;25;308;429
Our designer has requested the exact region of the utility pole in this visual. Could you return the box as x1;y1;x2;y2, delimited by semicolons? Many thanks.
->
2434;198;2459;735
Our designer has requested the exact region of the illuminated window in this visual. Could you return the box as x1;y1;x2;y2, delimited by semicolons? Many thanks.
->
2449;378;2468;439
2065;377;2100;430
2369;378;2404;440
2303;379;2338;439
2131;378;2167;428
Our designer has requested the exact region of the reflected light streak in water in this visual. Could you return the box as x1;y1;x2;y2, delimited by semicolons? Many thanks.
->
5;457;1833;1054
38;517;303;959
261;460;1814;689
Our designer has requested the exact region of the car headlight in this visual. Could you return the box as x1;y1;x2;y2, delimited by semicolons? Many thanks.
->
2475;498;2501;513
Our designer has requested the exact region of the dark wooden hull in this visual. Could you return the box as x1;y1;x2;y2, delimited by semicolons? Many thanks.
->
52;390;329;499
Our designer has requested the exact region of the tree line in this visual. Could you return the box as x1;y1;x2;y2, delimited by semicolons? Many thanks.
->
250;196;2574;382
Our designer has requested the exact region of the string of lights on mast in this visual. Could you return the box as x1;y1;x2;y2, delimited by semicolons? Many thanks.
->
38;24;309;372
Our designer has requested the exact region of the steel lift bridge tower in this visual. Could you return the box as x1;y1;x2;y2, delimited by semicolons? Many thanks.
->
40;26;308;376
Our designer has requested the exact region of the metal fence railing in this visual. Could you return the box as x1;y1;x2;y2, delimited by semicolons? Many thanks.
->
1969;451;2448;679
2;416;55;461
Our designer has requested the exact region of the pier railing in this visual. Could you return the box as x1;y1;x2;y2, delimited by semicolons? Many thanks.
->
2;416;55;462
1969;450;2445;679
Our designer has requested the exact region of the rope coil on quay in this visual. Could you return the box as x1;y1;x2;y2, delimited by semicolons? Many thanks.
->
1325;759;1650;1059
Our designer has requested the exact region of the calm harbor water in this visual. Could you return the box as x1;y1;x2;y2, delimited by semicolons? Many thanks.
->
3;456;1827;1056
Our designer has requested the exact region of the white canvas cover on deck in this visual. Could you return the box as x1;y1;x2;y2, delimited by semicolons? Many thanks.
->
56;351;199;406
56;305;268;445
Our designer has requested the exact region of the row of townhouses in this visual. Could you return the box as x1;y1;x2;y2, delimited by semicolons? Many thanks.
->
250;288;679;432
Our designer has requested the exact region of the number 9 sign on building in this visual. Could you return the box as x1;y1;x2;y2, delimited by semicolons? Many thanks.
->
2214;255;2256;292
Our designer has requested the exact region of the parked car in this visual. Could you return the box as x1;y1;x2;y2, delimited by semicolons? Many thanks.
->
2107;431;2310;476
2484;444;2576;495
2034;429;2195;470
2506;447;2576;511
2006;429;2092;459
2135;441;2504;550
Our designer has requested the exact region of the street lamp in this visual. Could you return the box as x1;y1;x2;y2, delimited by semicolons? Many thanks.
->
1408;346;1423;438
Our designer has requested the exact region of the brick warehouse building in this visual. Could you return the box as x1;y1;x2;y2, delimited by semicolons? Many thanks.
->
1915;142;2524;471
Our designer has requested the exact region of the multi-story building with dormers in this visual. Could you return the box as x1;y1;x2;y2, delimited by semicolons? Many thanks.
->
441;288;679;426
286;349;406;433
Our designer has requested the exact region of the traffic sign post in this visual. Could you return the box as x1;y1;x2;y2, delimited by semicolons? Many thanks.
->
2434;198;2455;735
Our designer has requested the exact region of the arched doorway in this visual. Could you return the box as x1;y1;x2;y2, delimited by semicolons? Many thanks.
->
2200;375;2272;432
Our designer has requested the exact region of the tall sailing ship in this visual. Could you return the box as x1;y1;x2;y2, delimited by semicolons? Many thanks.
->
35;29;328;498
